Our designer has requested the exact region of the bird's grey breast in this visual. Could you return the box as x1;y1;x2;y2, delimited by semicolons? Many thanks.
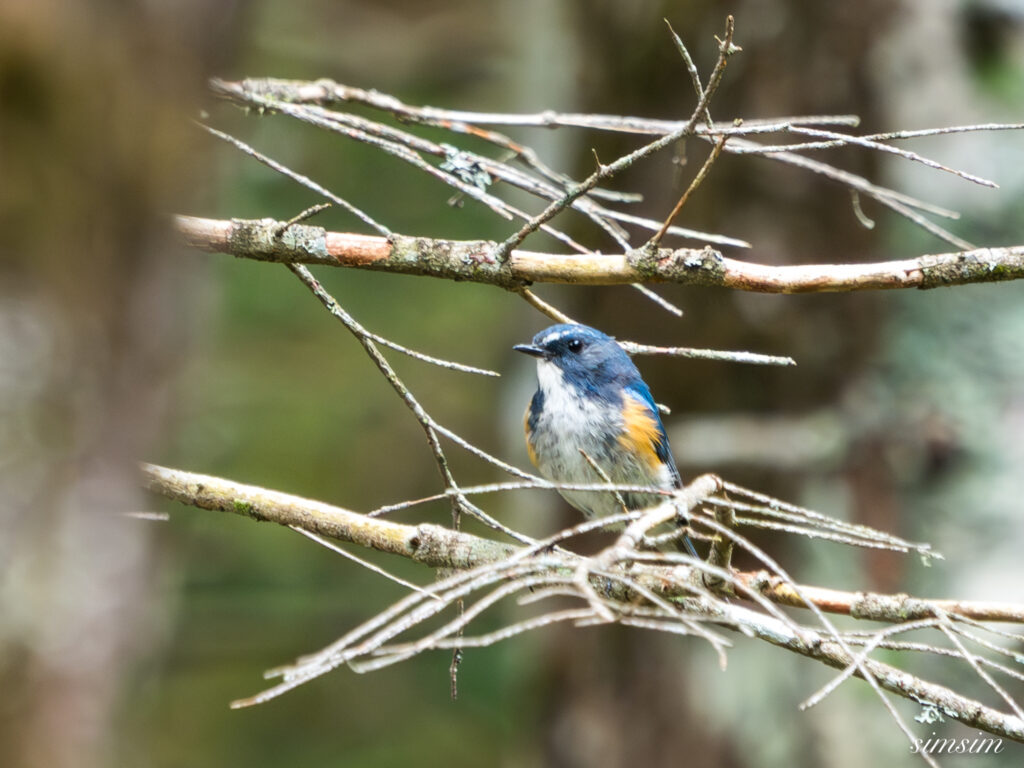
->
529;359;637;518
530;357;677;520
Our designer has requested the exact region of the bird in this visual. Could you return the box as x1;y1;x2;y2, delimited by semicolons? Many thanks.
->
514;323;698;556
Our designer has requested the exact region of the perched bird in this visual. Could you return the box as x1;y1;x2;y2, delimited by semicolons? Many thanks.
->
515;323;697;555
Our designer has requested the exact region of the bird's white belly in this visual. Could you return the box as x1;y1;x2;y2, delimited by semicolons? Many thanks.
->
531;360;672;519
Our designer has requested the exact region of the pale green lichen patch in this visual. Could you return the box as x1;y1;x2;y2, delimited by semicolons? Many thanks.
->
919;249;1024;289
627;244;726;286
388;234;522;287
229;218;329;263
232;499;255;516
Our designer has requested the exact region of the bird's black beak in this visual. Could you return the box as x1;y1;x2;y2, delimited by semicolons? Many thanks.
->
513;343;546;359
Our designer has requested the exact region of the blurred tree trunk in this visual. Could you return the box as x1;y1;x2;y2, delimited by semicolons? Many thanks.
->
0;2;238;767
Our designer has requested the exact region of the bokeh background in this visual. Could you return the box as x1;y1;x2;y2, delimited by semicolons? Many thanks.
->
2;1;1023;766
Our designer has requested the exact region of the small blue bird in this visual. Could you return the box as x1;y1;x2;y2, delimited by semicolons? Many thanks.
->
515;323;697;555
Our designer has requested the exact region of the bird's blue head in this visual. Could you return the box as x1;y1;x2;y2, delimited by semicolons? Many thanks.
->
514;323;641;397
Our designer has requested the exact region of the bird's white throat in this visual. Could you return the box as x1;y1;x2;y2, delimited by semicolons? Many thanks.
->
535;359;608;438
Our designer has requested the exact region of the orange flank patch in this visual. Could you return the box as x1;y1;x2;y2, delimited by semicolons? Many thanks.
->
618;394;663;470
524;405;539;468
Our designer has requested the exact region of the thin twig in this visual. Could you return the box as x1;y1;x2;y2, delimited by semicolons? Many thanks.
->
199;124;390;236
220;77;860;135
490;15;739;263
274;203;333;237
800;618;943;711
284;262;470;527
619;341;796;367
362;330;500;377
649;133;729;249
213;75;1023;248
289;525;440;600
579;449;629;515
514;287;576;324
934;608;1024;721
665;19;715;131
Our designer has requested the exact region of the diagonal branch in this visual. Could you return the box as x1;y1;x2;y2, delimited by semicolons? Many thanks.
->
141;463;1024;625
142;462;1024;742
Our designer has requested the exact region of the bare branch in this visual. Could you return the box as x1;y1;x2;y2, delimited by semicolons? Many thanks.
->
733;572;1024;624
176;215;1024;293
490;15;739;262
206;75;1023;250
140;463;517;567
142;462;1024;742
216;77;860;135
618;341;796;367
141;463;1018;622
648;133;729;249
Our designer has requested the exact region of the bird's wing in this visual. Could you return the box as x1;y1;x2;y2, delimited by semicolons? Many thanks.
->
623;381;697;557
523;390;544;469
621;381;683;489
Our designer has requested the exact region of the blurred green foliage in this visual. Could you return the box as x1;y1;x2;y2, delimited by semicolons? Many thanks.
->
113;2;1024;766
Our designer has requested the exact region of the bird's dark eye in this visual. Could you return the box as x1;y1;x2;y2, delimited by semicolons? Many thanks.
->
567;338;583;353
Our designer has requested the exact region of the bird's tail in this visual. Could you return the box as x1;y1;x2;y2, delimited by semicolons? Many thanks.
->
674;530;700;559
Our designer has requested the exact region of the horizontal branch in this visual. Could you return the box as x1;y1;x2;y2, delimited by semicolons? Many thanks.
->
208;77;1024;254
143;463;1024;741
144;463;1024;627
176;215;1024;293
735;571;1024;624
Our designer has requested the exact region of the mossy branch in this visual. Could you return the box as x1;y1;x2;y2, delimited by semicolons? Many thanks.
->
143;462;1024;741
176;215;1024;293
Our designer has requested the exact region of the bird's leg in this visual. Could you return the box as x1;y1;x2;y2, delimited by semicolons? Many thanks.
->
702;495;737;595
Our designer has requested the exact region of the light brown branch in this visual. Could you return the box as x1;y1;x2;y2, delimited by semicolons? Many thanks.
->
736;571;1024;624
728;600;1024;743
143;462;1024;627
143;463;1024;741
176;214;1024;293
140;463;517;568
